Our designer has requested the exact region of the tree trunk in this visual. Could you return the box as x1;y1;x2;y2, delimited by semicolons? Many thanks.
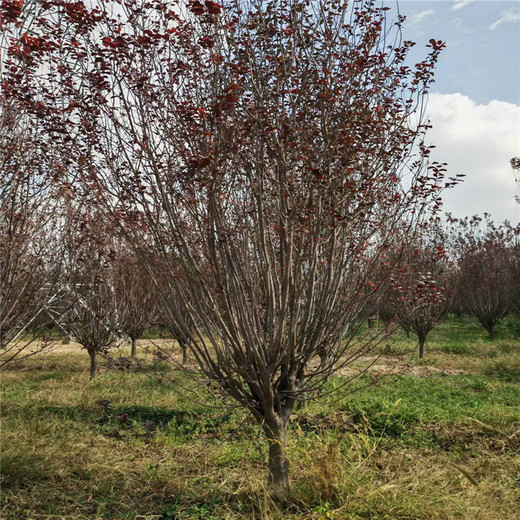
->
179;339;188;364
418;335;426;358
88;349;97;380
264;422;290;500
130;336;137;357
318;348;333;370
487;326;495;340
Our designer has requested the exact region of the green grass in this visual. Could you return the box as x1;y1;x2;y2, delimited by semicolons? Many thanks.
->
1;316;519;519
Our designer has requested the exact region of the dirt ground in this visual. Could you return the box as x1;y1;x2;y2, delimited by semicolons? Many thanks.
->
5;338;467;378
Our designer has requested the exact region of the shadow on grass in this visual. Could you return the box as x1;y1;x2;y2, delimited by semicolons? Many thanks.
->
96;404;242;442
1;453;50;489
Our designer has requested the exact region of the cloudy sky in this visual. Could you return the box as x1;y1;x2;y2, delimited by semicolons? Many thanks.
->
383;0;520;224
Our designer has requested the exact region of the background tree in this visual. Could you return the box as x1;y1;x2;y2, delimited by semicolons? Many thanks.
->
113;252;157;357
4;0;459;497
452;215;517;339
57;209;119;379
161;291;194;366
509;230;520;314
141;254;197;365
509;164;520;327
0;100;66;366
390;237;453;358
0;0;87;366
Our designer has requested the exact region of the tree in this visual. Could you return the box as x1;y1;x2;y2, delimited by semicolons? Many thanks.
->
0;99;66;366
58;209;119;379
390;235;453;358
161;291;194;366
509;227;520;315
452;215;517;339
508;157;520;313
4;0;457;497
113;252;157;357
0;0;86;366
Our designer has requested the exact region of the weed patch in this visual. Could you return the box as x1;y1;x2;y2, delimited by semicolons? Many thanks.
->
483;359;520;382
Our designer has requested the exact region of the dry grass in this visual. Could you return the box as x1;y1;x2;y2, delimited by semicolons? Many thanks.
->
1;316;519;519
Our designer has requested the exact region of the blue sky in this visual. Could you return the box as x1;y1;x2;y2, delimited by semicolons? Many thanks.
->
399;0;519;104
382;0;520;223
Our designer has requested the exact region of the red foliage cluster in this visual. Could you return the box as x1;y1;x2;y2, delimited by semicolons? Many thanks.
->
189;0;222;16
428;39;446;51
0;0;22;23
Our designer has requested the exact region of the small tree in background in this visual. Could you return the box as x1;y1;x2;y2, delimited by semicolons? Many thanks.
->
391;239;453;358
146;258;196;365
62;282;119;379
59;210;119;379
510;158;520;313
161;295;194;366
452;215;517;339
113;252;157;357
509;234;520;315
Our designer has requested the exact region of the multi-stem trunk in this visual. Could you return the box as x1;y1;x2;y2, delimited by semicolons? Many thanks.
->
263;418;290;500
480;317;498;340
486;326;495;340
87;348;97;380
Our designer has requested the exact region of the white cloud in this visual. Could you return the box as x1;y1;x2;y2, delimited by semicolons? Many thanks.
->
488;10;520;31
425;93;520;223
451;0;477;10
449;17;475;35
409;9;435;26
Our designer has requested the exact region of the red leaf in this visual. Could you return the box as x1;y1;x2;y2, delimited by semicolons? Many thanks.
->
205;1;222;15
189;1;204;15
225;92;239;103
199;36;214;48
428;38;446;51
1;0;23;22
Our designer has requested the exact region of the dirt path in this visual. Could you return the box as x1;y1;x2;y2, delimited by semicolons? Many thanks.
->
5;339;468;377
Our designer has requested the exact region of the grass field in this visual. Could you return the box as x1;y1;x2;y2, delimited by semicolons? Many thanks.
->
1;316;519;519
